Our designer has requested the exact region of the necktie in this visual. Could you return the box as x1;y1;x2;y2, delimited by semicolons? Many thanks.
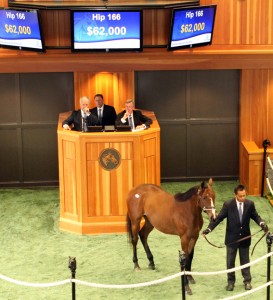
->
98;108;102;125
128;115;133;129
238;203;243;223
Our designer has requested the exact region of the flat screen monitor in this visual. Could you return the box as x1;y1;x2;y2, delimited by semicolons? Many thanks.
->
87;125;103;132
116;125;131;132
0;8;45;52
71;10;143;52
168;5;217;51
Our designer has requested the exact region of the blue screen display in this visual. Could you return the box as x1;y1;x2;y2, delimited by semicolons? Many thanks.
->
71;10;142;51
0;9;44;51
168;5;217;50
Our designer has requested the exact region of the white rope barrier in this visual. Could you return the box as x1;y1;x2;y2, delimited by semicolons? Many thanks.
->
267;155;273;170
70;251;273;289
72;275;180;289
0;274;70;287
183;251;273;277
266;155;273;195
266;177;273;195
1;252;271;290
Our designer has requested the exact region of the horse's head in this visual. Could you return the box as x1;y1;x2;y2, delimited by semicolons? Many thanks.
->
197;178;216;221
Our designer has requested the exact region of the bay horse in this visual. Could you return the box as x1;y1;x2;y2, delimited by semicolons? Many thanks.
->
126;178;216;294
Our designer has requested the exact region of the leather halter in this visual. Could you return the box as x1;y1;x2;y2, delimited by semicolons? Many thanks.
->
197;191;215;212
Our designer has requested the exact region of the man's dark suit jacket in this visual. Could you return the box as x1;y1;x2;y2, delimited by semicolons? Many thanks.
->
62;110;98;131
90;105;117;126
208;198;263;247
115;110;153;128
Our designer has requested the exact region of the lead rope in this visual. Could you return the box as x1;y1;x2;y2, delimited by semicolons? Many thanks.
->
251;229;268;256
203;228;264;254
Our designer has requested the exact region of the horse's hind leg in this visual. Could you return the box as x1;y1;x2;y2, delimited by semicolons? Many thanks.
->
132;218;142;271
139;216;155;270
127;214;142;271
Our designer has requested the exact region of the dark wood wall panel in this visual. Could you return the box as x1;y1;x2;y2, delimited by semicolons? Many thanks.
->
160;123;187;179
0;130;20;182
189;70;239;118
20;73;74;123
22;127;59;182
135;70;187;118
136;70;239;181
189;123;238;178
0;74;18;123
0;73;74;186
0;74;20;183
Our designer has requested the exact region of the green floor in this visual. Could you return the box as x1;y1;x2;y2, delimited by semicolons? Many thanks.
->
0;180;272;299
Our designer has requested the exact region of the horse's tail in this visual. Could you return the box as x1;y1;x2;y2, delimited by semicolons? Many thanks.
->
126;213;133;245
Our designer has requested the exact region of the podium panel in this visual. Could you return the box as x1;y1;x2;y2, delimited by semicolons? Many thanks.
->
57;112;160;234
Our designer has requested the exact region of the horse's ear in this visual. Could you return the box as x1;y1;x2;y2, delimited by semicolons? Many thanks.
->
208;178;213;186
200;181;207;189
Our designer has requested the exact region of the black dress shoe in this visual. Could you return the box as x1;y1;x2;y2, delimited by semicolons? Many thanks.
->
226;283;234;291
245;282;252;290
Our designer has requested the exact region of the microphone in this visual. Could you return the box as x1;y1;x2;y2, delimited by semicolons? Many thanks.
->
82;115;85;132
83;108;90;116
82;108;89;132
82;111;88;132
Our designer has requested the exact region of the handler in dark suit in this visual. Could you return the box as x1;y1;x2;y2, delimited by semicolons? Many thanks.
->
115;99;153;130
202;184;268;292
90;94;117;127
62;96;98;131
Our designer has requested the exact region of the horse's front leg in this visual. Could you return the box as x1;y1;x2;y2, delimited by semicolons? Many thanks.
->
180;238;193;295
185;237;199;284
186;248;196;284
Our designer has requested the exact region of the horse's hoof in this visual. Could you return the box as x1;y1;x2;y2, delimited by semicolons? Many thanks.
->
187;275;196;284
185;285;192;295
148;263;155;270
134;266;141;272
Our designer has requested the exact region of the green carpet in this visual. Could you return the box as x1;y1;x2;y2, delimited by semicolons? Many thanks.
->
0;181;272;299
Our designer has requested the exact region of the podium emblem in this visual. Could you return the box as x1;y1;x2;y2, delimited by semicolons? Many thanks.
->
99;148;121;170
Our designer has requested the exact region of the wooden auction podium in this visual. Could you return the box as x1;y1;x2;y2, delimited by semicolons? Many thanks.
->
57;111;160;234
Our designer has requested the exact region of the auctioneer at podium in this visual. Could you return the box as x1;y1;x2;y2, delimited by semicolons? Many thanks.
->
57;109;160;234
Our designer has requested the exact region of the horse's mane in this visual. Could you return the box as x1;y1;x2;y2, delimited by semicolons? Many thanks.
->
174;186;199;202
